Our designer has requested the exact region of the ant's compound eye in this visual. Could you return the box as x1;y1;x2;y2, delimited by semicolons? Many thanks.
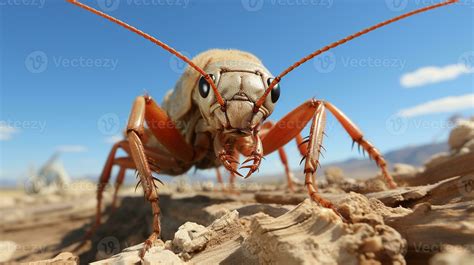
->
267;78;280;103
199;74;215;98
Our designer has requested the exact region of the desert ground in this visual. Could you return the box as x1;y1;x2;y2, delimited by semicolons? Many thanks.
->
1;118;474;265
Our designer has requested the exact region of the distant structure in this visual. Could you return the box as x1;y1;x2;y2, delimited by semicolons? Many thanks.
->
25;152;71;194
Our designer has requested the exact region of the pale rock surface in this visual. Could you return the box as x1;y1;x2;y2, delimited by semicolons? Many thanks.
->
463;138;474;152
90;241;184;265
242;198;406;265
448;119;474;151
430;245;474;265
424;152;451;169
0;241;17;263
393;163;418;176
24;252;78;265
172;222;209;253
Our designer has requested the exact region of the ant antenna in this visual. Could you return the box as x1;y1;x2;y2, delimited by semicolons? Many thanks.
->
255;0;458;110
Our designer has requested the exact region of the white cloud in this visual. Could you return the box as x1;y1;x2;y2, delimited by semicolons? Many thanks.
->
55;145;88;153
105;135;122;144
0;123;18;141
401;64;472;88
397;94;474;118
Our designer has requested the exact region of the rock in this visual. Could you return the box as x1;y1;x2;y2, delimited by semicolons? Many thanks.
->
172;222;209;253
243;198;406;265
463;138;474;152
424;152;451;169
359;178;388;193
387;202;474;258
200;181;214;192
448;120;474;151
25;252;78;265
324;167;346;185
185;210;245;264
0;241;17;263
174;210;242;259
204;202;292;222
408;152;474;186
143;249;185;265
459;147;471;155
91;242;184;265
430;245;474;265
0;196;16;208
393;163;418;176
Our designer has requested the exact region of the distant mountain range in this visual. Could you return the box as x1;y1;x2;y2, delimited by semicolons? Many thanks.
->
254;141;449;183
319;141;448;179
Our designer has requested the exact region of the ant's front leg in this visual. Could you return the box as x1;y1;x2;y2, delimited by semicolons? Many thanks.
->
126;95;197;257
261;99;396;212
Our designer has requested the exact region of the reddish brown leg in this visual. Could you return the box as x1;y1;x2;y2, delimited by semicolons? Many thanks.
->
324;102;397;188
261;100;332;207
277;147;296;192
261;99;396;211
75;141;132;251
128;95;196;256
260;121;297;192
302;102;333;208
215;168;224;185
112;167;126;210
215;167;228;192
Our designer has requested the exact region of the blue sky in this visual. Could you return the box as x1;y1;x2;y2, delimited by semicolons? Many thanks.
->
0;0;473;184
